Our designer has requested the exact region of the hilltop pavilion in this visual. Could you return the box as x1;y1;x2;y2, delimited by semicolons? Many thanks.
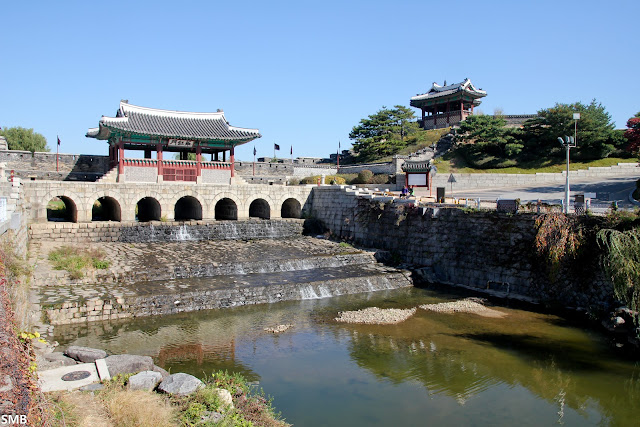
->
86;101;261;184
410;78;486;130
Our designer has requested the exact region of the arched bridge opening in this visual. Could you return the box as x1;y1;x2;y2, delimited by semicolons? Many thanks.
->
92;196;121;221
215;198;237;220
249;199;270;219
175;196;203;221
281;198;301;218
47;196;78;223
136;197;161;222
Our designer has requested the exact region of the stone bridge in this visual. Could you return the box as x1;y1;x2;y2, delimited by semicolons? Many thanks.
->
21;181;314;223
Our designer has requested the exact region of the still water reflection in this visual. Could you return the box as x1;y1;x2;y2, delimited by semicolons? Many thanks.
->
55;288;639;426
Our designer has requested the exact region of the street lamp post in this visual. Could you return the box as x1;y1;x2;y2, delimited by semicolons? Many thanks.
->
558;113;579;214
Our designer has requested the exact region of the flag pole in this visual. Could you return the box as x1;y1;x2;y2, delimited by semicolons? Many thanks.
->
337;141;340;173
253;147;256;176
56;135;60;172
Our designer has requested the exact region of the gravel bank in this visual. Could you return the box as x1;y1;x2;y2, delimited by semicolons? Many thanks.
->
420;298;507;318
335;307;417;324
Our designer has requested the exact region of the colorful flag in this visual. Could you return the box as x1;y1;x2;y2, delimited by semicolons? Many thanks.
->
57;137;61;146
274;143;280;151
290;146;293;155
253;146;256;156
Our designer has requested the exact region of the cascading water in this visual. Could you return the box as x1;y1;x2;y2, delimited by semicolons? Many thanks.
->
175;224;192;241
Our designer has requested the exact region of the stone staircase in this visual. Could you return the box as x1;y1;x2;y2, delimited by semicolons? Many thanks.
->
96;167;118;183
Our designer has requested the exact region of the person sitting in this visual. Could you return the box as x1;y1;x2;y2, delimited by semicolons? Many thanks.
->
400;186;409;198
409;186;415;197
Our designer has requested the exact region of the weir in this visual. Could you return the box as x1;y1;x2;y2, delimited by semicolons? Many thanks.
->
30;220;413;326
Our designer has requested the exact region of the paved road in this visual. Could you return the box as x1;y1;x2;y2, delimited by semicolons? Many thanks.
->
448;176;639;208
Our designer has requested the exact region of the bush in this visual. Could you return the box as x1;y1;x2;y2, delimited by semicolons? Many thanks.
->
370;174;390;184
299;175;346;185
355;170;374;184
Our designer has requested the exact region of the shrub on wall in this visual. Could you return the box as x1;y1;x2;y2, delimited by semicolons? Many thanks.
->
299;175;346;185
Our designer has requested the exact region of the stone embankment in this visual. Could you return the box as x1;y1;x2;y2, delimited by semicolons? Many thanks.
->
311;186;615;311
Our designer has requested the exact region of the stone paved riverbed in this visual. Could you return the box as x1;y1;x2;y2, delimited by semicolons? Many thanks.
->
28;236;412;329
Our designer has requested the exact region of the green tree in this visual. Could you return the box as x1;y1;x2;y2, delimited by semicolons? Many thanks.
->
0;126;49;152
457;114;524;158
349;106;417;162
521;100;617;160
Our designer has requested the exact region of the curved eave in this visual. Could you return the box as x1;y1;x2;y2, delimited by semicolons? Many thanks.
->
102;125;261;145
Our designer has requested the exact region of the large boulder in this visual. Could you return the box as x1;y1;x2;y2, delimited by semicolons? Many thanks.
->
128;371;163;391
65;346;107;363
157;373;204;396
105;354;154;377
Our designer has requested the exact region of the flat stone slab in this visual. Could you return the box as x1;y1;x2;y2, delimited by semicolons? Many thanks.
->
157;373;204;396
38;363;99;392
65;345;107;363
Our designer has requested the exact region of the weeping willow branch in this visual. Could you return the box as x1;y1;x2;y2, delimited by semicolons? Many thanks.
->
597;228;640;317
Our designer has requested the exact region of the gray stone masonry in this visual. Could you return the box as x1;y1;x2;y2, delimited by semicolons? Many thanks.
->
29;219;305;244
311;186;614;310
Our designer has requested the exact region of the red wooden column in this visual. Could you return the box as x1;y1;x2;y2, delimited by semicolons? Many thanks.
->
433;106;437;128
156;143;163;180
118;141;124;174
230;146;235;178
196;144;202;177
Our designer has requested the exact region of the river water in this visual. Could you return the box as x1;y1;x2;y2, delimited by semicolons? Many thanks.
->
54;287;639;426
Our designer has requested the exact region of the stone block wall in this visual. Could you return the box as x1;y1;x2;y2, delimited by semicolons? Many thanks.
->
0;150;110;181
311;187;613;310
28;219;305;243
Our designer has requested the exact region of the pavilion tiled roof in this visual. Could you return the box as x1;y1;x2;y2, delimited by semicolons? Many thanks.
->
401;160;432;173
410;78;487;104
87;101;261;142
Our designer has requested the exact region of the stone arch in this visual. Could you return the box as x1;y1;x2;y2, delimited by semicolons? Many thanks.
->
92;196;121;222
249;198;270;219
136;197;162;222
215;198;238;220
46;195;78;223
175;196;203;221
281;197;302;218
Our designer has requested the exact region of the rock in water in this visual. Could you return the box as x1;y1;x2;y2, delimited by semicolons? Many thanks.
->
105;354;154;377
128;371;163;391
65;346;107;363
158;373;204;396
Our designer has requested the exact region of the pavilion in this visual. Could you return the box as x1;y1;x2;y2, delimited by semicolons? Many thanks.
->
86;101;261;184
410;79;486;130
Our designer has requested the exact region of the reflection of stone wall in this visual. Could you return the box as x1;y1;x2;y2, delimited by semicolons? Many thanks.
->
311;187;613;310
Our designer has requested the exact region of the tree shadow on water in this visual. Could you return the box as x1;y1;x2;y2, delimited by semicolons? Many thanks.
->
454;332;607;372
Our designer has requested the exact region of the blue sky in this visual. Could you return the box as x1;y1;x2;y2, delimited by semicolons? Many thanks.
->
1;0;638;161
